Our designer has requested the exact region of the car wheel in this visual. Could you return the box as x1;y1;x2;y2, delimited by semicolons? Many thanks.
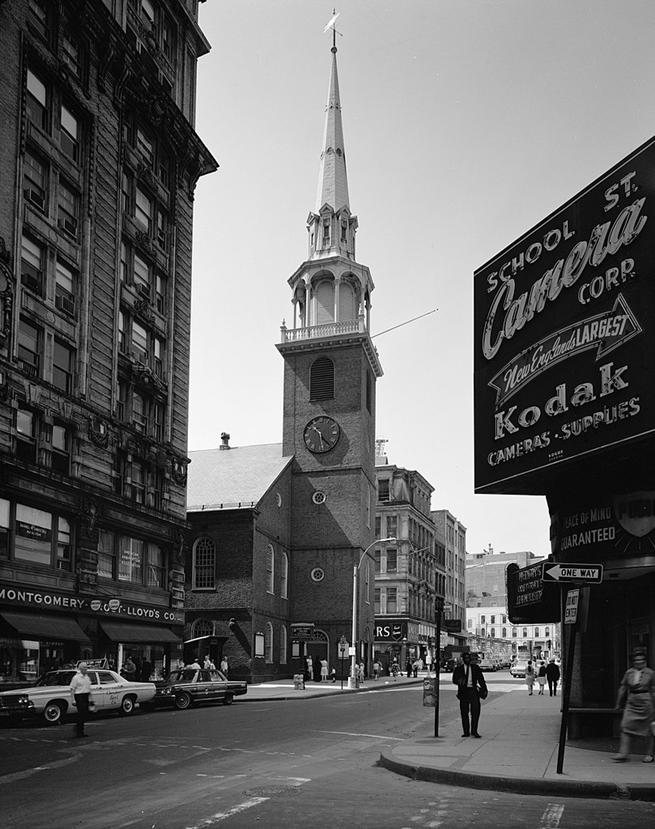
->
43;700;66;725
174;691;192;710
119;695;136;716
222;693;234;706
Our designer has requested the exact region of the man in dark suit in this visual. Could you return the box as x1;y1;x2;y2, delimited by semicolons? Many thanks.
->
452;652;488;738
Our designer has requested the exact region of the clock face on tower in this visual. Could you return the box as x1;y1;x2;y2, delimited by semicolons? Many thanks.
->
303;416;340;454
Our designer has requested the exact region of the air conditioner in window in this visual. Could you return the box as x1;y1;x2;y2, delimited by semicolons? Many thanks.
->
24;188;46;210
58;216;78;236
55;293;76;315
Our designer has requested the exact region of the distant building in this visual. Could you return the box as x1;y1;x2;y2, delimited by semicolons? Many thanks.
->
465;547;560;659
0;0;216;683
372;446;444;671
432;510;467;652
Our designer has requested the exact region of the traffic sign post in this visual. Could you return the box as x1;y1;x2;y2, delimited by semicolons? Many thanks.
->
338;636;348;690
541;562;603;583
557;586;582;775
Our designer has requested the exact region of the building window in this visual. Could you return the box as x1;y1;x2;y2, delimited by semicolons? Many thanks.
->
264;622;273;663
374;588;380;614
132;391;148;433
135;187;152;232
512;628;517;637
26;69;47;130
59;104;79;161
535;627;540;638
51;423;70;474
16;406;37;464
55;259;76;316
147;544;164;587
52;340;74;393
266;544;274;594
480;615;486;623
490;615;496;624
502;627;507;638
136;127;154;166
193;619;213;638
57;179;79;237
310;357;334;400
378;480;390;502
24;150;48;212
133;252;150;290
374;549;380;573
131;320;149;362
522;627;528;638
20;235;45;295
386;588;397;614
130;460;145;504
17;318;41;377
545;627;550;637
56;517;71;570
387;515;397;538
61;31;81;77
490;628;495;638
97;530;115;579
155;272;166;313
280;625;287;665
386;548;397;573
15;504;52;565
118;536;144;583
192;536;215;589
28;0;50;40
153;336;164;378
280;551;288;599
0;499;9;559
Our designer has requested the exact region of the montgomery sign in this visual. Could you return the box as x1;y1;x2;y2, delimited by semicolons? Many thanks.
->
474;136;655;494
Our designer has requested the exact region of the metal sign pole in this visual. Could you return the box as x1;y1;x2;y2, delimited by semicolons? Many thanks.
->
557;587;578;774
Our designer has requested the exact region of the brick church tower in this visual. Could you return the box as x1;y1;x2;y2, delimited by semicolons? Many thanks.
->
277;34;383;673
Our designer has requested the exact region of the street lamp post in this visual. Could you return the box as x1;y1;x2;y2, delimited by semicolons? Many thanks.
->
349;536;397;690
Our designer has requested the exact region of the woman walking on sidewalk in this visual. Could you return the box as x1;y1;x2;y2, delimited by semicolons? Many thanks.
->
537;661;547;695
526;660;535;695
613;649;655;763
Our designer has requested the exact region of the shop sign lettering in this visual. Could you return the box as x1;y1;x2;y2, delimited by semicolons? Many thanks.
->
0;583;183;623
475;136;655;494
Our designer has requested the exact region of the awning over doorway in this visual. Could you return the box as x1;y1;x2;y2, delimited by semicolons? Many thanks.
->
99;621;181;643
0;612;91;643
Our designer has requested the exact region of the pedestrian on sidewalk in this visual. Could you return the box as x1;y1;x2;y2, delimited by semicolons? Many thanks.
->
405;658;412;678
452;652;487;738
320;658;329;682
537;661;547;694
525;660;535;695
373;660;381;679
613;649;655;763
306;656;313;682
546;659;560;696
69;661;92;738
313;656;322;682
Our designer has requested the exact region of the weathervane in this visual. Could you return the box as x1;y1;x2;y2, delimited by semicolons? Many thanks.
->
323;10;342;51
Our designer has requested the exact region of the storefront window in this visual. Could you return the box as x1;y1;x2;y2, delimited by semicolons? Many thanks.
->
15;504;52;565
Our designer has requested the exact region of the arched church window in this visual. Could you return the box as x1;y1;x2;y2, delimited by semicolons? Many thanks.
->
192;536;215;589
310;357;334;400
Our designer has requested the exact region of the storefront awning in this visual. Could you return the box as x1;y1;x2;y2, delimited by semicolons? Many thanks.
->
99;621;181;643
1;612;91;643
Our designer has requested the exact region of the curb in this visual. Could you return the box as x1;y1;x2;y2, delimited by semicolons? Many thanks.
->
241;678;426;702
377;751;655;802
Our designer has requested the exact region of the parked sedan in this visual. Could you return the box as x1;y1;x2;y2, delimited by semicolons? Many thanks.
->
477;656;497;672
153;668;247;710
0;669;156;725
509;660;529;678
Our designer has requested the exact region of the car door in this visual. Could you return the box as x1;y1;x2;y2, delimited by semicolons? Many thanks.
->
207;670;225;702
96;670;124;712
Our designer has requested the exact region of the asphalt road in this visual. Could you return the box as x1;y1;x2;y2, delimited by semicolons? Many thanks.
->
2;678;654;828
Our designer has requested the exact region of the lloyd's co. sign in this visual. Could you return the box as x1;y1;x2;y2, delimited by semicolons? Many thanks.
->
474;136;655;494
549;489;655;562
0;583;184;624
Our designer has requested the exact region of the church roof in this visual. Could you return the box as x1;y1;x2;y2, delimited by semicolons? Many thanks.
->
315;47;350;213
186;442;292;512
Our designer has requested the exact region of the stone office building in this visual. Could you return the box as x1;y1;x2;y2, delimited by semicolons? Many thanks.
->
0;0;216;684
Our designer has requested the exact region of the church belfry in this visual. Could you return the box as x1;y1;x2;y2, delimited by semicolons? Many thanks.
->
277;26;383;673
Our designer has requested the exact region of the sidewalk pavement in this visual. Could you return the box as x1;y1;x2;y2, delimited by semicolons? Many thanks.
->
242;673;655;802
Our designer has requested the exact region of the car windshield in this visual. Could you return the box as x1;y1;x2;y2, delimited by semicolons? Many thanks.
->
36;671;76;686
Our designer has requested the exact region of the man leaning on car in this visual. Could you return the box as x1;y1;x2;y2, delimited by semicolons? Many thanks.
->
69;662;92;738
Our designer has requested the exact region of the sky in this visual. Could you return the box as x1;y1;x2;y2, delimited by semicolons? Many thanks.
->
187;0;655;559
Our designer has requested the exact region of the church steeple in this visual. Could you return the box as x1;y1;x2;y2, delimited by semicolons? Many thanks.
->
280;20;379;372
315;45;350;214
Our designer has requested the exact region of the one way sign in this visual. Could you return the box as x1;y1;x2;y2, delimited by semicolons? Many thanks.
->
541;562;603;584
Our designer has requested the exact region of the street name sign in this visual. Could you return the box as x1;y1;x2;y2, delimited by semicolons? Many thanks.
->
541;562;603;583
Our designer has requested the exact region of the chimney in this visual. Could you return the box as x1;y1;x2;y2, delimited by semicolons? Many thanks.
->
220;432;231;450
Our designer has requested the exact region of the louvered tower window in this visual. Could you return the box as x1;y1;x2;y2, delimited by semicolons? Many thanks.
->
310;357;334;400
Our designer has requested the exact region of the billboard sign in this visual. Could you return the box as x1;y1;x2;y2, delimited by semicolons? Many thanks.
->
474;136;655;494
